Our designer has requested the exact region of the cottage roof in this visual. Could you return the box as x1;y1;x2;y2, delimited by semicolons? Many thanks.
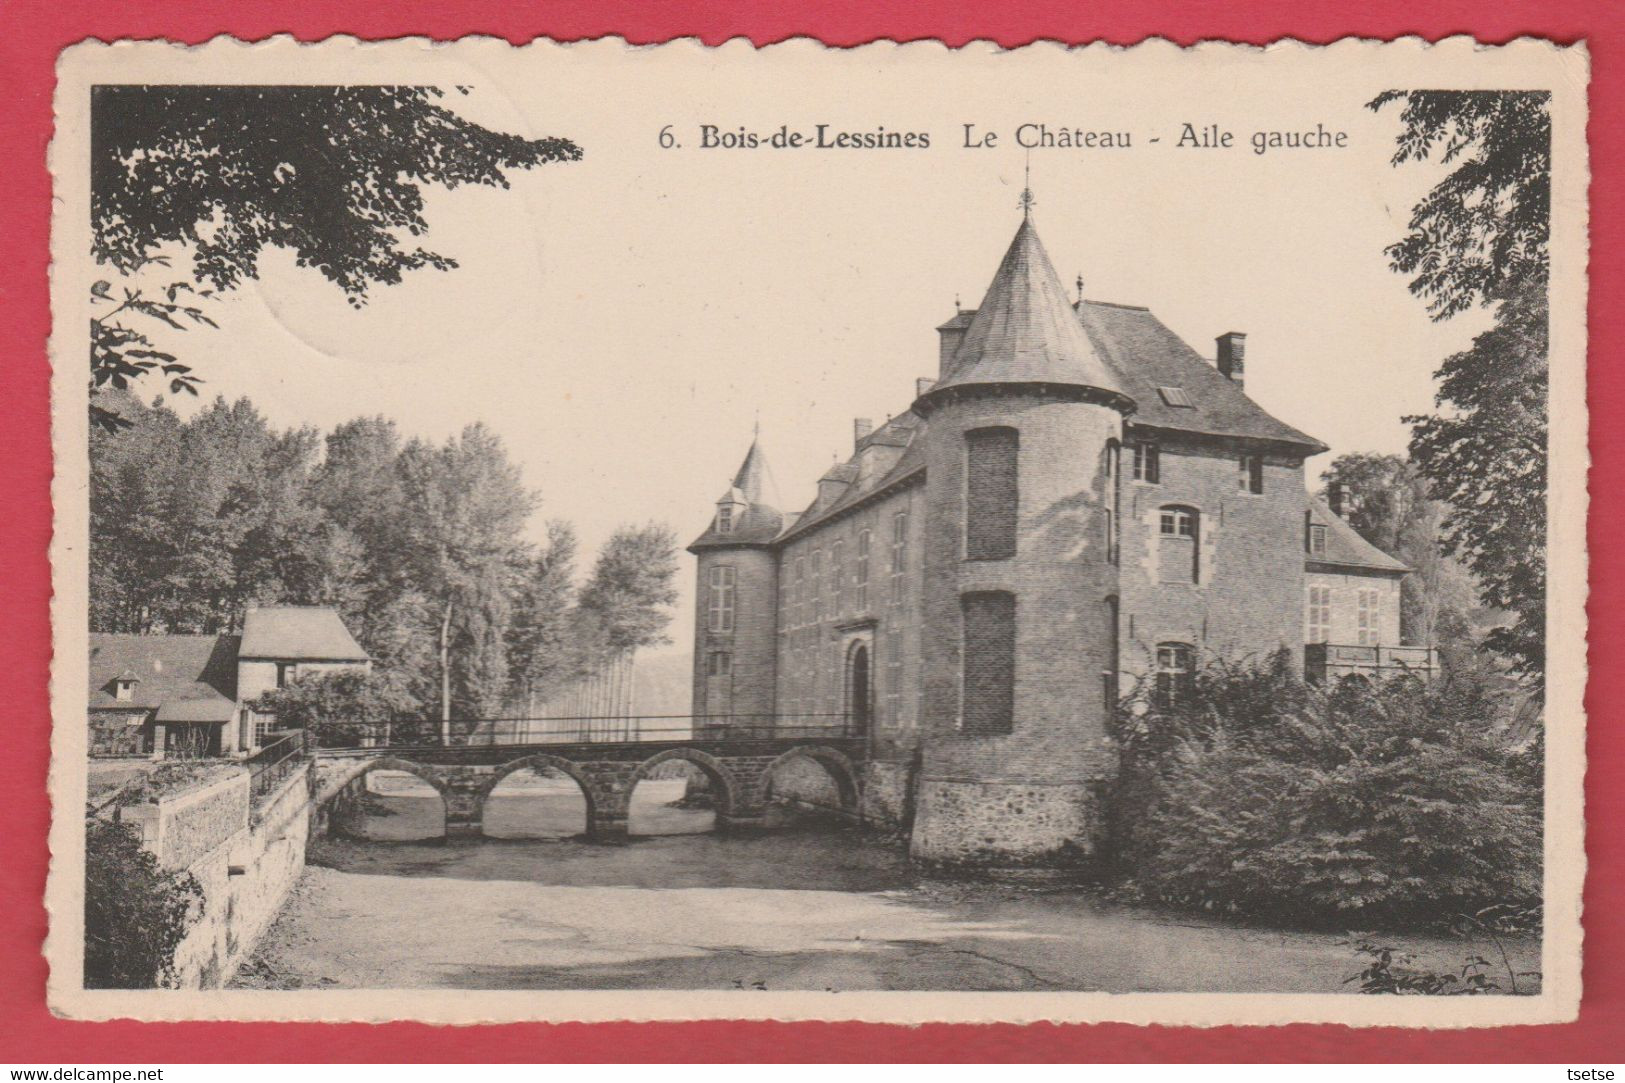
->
1305;496;1410;575
239;606;370;661
87;634;240;715
922;218;1131;410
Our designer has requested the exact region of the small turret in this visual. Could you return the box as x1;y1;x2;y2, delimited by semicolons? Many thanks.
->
689;431;784;729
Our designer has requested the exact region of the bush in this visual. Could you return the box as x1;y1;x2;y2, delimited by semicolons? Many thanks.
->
253;668;418;745
84;819;204;988
1108;650;1541;930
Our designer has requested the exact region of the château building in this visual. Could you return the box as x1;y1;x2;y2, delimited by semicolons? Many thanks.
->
688;207;1426;866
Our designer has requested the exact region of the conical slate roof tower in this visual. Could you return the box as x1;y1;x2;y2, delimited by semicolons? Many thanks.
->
919;215;1134;415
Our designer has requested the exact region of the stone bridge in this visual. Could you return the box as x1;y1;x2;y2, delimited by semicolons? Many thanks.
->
311;736;868;841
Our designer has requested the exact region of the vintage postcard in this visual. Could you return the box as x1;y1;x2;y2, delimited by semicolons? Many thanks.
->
47;35;1588;1026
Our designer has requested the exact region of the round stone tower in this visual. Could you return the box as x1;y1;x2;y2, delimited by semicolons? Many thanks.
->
909;211;1136;868
687;434;783;732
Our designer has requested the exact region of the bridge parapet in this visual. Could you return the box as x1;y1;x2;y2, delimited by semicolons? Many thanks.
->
312;726;866;843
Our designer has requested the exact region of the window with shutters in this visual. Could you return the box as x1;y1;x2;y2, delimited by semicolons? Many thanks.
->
1306;585;1332;643
1158;505;1201;584
1103;595;1120;712
1357;587;1379;645
855;529;871;610
1131;440;1161;483
707;565;736;633
965;427;1018;560
1155;642;1195;710
1308;523;1328;556
890;511;909;605
960;591;1016;735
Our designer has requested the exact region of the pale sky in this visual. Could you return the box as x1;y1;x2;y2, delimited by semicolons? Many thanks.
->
113;43;1497;661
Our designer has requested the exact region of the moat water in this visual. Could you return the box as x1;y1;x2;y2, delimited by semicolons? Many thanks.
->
233;777;1540;993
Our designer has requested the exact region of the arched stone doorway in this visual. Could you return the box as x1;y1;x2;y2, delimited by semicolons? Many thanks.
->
846;640;873;737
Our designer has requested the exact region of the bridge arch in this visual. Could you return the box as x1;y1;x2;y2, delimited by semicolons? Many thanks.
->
763;744;862;814
629;747;738;819
321;756;451;841
478;754;600;837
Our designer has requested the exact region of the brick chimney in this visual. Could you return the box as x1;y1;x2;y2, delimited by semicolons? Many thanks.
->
1216;332;1246;386
1328;481;1345;518
853;417;874;450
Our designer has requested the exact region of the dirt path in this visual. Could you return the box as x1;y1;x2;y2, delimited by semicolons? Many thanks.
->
235;791;1538;994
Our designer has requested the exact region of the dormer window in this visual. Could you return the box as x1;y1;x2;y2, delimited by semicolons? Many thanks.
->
716;505;735;534
1157;386;1194;408
113;675;138;701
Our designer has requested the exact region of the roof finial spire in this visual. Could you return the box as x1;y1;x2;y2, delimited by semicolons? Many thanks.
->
1019;153;1035;219
1076;273;1084;304
753;409;760;441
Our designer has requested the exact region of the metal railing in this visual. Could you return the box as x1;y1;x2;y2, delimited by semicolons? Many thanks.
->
315;713;859;751
247;729;308;799
1305;642;1439;683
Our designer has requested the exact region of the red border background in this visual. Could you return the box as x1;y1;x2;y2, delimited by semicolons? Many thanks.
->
1;0;1617;1063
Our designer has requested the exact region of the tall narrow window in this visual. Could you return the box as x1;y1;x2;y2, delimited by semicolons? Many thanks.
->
884;633;903;727
707;565;736;633
890;511;909;605
1357;587;1378;645
1158;505;1201;584
961;591;1016;736
1239;454;1264;494
1308;523;1328;556
831;539;845;615
1103;596;1120;712
715;505;734;534
793;556;806;627
811;549;824;622
855;529;871;610
1105;439;1121;565
1306;585;1331;643
1155;643;1195;710
1132;440;1161;483
965;427;1019;560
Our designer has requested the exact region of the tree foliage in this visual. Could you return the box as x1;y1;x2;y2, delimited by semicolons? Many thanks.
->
1320;453;1478;649
90;393;678;722
252;668;418;745
1367;90;1549;322
84;819;204;988
1372;90;1550;680
89;85;580;427
1108;652;1541;930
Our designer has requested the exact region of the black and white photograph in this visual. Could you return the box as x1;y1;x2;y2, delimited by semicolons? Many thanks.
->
48;37;1588;1026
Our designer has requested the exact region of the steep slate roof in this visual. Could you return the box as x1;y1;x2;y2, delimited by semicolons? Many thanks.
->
88;634;240;721
689;437;787;549
239;606;370;661
925;218;1131;408
1305;496;1410;575
778;422;927;542
1075;300;1327;452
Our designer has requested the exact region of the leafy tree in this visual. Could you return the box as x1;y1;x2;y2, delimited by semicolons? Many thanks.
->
1320;453;1478;648
572;523;680;720
89;85;581;428
1371;90;1550;680
252;668;418;746
396;424;537;731
1409;284;1548;674
507;520;581;714
1367;90;1549;322
84;820;204;988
